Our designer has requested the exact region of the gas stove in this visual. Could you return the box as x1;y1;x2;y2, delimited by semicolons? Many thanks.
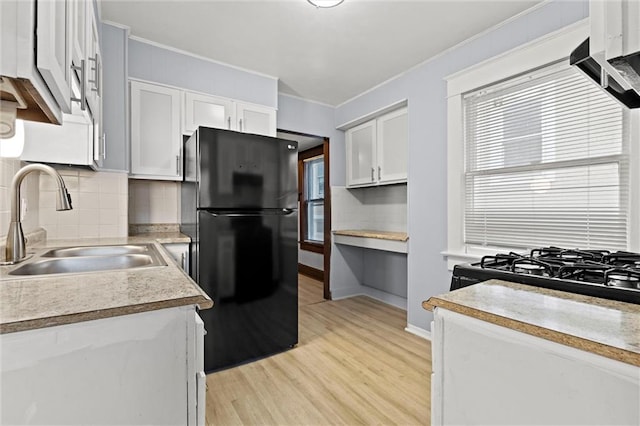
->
451;247;640;305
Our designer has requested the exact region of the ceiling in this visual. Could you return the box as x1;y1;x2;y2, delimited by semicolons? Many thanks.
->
101;0;541;106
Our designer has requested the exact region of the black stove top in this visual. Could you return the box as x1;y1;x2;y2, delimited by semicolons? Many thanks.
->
451;247;640;305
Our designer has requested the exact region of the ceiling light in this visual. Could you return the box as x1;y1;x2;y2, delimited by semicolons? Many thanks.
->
307;0;344;8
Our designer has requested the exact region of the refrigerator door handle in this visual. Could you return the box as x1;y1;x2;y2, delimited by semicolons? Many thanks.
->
205;209;295;217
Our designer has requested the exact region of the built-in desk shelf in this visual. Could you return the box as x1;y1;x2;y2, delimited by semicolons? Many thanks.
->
333;230;408;254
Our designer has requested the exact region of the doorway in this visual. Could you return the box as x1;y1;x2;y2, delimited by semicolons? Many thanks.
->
277;130;331;300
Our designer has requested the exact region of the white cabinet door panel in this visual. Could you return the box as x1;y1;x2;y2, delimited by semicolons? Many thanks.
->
36;0;72;113
130;81;182;179
184;91;234;134
346;121;376;186
377;108;407;184
236;102;276;136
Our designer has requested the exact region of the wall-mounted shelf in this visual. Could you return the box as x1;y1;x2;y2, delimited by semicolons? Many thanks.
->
333;230;408;254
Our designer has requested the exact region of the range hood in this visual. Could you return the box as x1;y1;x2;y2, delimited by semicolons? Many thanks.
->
569;0;640;109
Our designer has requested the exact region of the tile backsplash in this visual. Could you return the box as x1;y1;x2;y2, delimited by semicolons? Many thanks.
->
331;185;407;232
39;168;128;239
0;158;40;238
128;180;180;225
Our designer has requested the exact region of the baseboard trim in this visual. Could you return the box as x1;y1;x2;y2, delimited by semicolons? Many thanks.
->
405;324;432;341
298;263;324;281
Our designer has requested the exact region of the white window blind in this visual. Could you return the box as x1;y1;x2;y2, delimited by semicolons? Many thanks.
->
463;62;629;251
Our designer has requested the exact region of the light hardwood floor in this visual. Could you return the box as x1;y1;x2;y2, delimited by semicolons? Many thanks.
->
205;275;432;425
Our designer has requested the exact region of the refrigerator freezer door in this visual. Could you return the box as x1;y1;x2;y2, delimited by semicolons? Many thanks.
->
186;127;298;210
197;209;298;372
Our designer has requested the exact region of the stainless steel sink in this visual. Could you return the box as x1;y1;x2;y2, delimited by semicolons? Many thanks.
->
42;244;151;258
8;244;166;276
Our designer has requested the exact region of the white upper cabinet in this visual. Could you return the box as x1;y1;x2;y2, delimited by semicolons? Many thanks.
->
183;91;277;137
70;0;87;71
377;108;408;184
130;81;182;180
36;0;72;114
183;92;235;134
346;121;377;186
85;5;101;119
346;107;407;187
132;81;277;180
236;102;277;137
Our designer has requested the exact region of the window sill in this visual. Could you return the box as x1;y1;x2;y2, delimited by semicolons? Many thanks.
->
300;241;324;254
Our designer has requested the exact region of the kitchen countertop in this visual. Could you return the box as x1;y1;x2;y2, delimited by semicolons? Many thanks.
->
423;279;640;367
333;229;409;241
0;234;212;334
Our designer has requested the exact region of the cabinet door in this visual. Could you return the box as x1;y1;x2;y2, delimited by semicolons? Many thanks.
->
236;102;277;137
36;0;72;113
163;243;189;272
85;6;101;120
130;81;182;180
377;108;408;184
70;0;86;71
346;120;377;187
184;91;234;135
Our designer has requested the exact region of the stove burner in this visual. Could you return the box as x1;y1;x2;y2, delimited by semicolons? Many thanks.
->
605;269;640;289
514;264;545;275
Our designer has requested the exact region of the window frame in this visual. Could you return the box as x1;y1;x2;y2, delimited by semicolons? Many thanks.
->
443;19;640;269
298;145;325;253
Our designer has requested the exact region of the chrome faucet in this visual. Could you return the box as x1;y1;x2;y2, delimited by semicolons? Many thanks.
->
4;164;72;264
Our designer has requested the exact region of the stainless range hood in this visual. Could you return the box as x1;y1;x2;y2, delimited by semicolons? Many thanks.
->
569;0;640;109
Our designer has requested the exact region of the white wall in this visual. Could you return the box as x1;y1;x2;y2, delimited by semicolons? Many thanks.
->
335;0;589;332
128;38;278;109
299;250;323;271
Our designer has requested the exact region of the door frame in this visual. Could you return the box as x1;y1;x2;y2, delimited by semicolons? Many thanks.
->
278;129;331;300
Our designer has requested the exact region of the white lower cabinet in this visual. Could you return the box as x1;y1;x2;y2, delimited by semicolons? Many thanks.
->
0;306;206;426
431;308;640;425
163;243;190;272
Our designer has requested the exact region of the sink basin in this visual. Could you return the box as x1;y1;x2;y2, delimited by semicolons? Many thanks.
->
8;244;166;276
42;244;151;258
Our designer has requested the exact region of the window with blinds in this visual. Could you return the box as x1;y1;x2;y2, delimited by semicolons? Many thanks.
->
463;62;629;251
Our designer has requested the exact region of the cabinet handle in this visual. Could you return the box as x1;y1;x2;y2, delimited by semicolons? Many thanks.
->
378;166;381;180
227;116;231;130
176;155;181;176
88;54;100;95
371;167;375;181
181;252;187;271
102;134;106;160
239;118;243;132
70;60;86;111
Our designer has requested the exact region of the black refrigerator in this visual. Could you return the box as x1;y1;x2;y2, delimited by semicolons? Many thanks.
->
180;126;299;373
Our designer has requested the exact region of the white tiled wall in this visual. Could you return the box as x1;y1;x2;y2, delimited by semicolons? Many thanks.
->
331;185;407;232
128;180;179;224
0;158;40;238
39;169;128;239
